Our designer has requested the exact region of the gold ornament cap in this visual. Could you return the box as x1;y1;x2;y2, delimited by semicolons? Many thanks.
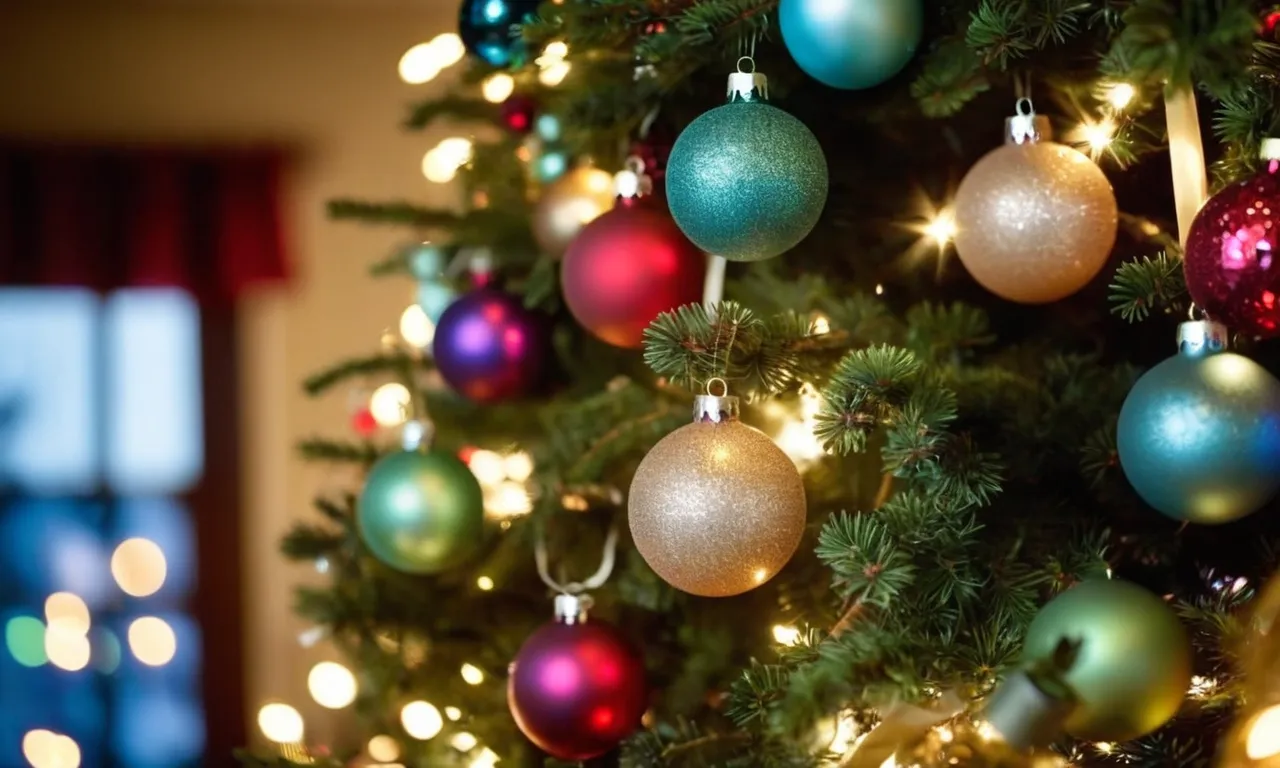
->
1004;98;1052;145
1177;319;1229;358
553;593;592;625
726;57;768;103
693;378;739;423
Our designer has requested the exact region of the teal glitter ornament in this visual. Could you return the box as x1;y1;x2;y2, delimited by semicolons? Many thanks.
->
665;62;828;262
1117;320;1280;525
779;0;923;90
357;422;485;574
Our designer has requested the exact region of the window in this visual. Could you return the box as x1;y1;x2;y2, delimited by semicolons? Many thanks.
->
0;287;205;768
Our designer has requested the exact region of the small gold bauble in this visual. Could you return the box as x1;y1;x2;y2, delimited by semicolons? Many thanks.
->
532;166;616;256
953;141;1117;304
628;405;807;597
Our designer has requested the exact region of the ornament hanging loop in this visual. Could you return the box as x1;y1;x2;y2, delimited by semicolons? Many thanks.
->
1006;98;1046;146
693;378;740;424
535;525;619;623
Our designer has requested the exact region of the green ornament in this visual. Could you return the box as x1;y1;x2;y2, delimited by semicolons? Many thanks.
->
1021;579;1191;742
666;66;827;262
357;448;485;574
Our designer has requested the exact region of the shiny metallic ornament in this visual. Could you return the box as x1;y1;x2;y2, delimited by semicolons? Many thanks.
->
1117;320;1280;524
458;0;539;67
665;65;828;262
1021;579;1191;742
779;0;923;90
627;389;807;597
532;166;616;256
953;101;1118;304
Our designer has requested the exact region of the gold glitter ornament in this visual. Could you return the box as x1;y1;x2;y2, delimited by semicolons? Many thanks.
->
953;100;1117;304
627;383;806;597
532;166;616;256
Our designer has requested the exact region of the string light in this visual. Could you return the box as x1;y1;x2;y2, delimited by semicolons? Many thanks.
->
771;383;825;466
127;616;177;666
398;33;466;85
476;576;495;591
451;732;479;752
811;313;830;334
504;452;534;482
369;383;412;426
771;624;801;646
258;703;305;743
111;538;167;597
482;73;515;104
1094;742;1114;755
1247;705;1280;759
401;701;444;740
399;304;435;349
829;710;859;754
308;661;358;709
422;137;475;184
536;41;571;86
923;210;957;247
367;735;400;762
1188;674;1218;698
875;283;885;296
429;33;466;69
461;663;485;685
444;706;463;721
1079;118;1116;158
470;747;500;768
1102;82;1136;111
468;450;507;485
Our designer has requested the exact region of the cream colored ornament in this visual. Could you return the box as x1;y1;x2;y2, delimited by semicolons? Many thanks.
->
531;166;615;256
953;99;1118;304
627;381;807;597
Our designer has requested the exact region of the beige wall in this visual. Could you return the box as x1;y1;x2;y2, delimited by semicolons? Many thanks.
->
0;1;461;745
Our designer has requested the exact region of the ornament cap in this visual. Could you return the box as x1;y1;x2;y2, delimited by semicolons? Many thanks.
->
726;57;768;103
1004;99;1051;145
553;593;593;625
401;419;434;450
982;669;1076;750
1177;319;1229;358
693;379;739;423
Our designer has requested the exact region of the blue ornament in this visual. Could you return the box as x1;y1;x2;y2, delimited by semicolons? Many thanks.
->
404;242;448;281
534;147;568;183
1117;320;1280;525
458;0;540;67
779;0;923;90
417;282;456;324
666;68;827;262
535;114;562;142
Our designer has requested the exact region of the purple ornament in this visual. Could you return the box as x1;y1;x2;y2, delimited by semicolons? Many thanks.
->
433;289;547;402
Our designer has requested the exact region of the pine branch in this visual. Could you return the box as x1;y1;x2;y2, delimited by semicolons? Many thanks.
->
297;437;380;464
1108;250;1189;321
302;353;416;396
966;0;1034;69
327;199;463;227
404;93;499;130
911;38;992;118
814;345;921;455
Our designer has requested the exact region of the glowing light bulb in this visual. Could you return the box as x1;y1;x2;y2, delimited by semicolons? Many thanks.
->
1103;82;1135;110
438;137;475;161
461;663;485;685
811;314;830;334
539;60;571;86
368;735;400;762
399;43;442;85
503;451;534;482
476;576;495;591
44;593;90;636
308;661;358;709
923;211;956;247
1082;119;1116;155
401;701;443;740
258;703;304;743
127;616;177;666
111;538;167;597
468;450;506;485
1094;742;1114;754
1247;705;1280;759
451;732;479;752
543;41;568;59
399;304;435;349
470;747;500;768
490;481;532;517
482;73;515;103
445;706;462;721
875;283;885;295
772;624;800;646
429;33;466;68
369;383;412;426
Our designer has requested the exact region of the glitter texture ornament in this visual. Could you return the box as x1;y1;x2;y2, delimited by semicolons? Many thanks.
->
953;101;1118;304
532;166;616;256
508;594;647;761
358;422;485;574
1117;319;1280;524
458;0;539;67
779;0;923;90
628;384;807;597
665;62;828;262
1183;141;1280;337
561;167;705;348
1020;579;1191;742
433;288;548;402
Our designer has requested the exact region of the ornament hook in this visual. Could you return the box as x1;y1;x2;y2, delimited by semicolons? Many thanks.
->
534;525;619;623
736;56;756;74
706;377;728;397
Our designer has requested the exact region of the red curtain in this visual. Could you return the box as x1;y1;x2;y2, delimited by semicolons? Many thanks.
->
0;144;289;304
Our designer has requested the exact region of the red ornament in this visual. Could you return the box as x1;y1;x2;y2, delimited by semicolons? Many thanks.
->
508;599;646;761
1184;159;1280;337
351;407;378;436
502;95;538;134
561;196;705;348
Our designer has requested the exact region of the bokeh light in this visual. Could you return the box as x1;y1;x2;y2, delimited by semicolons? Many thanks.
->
369;382;412;426
399;304;436;349
258;703;304;743
368;735;400;762
422;137;476;184
772;624;800;646
400;700;443;740
111;538;167;597
308;661;358;709
503;452;534;482
127;616;177;666
482;73;515;104
44;592;90;635
1247;704;1280;759
23;729;81;768
476;575;494;591
444;706;462;721
467;450;506;485
451;731;479;751
460;662;485;685
7;616;48;667
429;33;466;69
45;624;90;672
1103;82;1135;110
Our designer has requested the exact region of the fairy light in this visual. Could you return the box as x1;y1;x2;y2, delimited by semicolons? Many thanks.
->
492;481;532;516
398;33;465;84
481;73;515;104
1188;674;1218;698
811;313;830;335
923;210;957;247
45;593;90;636
1248;705;1280;759
422;137;475;184
1102;82;1136;111
504;452;534;482
875;283;885;295
461;663;485;685
469;449;535;518
470;747;500;768
536;41;571;86
429;33;466;69
1080;118;1116;157
476;576;494;591
111;538;167;597
399;304;435;349
258;703;304;743
771;624;800;646
307;661;358;709
1094;742;1114;755
829;711;859;754
772;383;825;466
468;450;506;485
127;616;177;666
451;732;479;752
23;730;80;768
400;701;443;740
367;735;400;762
444;706;462;721
369;383;412;426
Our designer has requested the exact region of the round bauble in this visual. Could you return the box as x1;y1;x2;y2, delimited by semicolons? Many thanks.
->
508;611;646;760
432;288;548;402
562;198;705;348
458;0;539;67
953;136;1117;304
628;394;807;597
779;0;923;90
501;94;538;134
1184;157;1280;337
532;167;616;256
666;71;827;262
1117;321;1280;524
357;449;485;574
1021;579;1191;742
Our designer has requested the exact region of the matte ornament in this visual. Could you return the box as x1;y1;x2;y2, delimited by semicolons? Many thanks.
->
508;615;646;760
458;0;540;67
433;289;548;402
666;68;827;262
953;124;1117;304
1117;320;1280;524
628;393;807;596
779;0;923;90
561;197;705;348
357;449;485;574
532;167;616;256
1183;158;1280;337
1021;579;1191;742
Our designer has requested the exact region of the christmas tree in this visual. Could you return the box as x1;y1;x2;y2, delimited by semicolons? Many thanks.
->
244;1;1280;766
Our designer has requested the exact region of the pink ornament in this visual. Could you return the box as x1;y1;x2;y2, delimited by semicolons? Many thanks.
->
1184;160;1280;337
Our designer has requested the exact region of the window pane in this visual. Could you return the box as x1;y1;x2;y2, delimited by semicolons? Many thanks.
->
0;289;98;494
105;289;204;495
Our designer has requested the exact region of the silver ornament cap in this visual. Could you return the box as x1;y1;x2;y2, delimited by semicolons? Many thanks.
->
553;593;593;625
1004;98;1051;145
726;57;768;103
693;378;740;423
1177;319;1229;358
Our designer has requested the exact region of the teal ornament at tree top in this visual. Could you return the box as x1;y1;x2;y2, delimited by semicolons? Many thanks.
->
1117;319;1280;525
665;64;828;262
779;0;923;90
